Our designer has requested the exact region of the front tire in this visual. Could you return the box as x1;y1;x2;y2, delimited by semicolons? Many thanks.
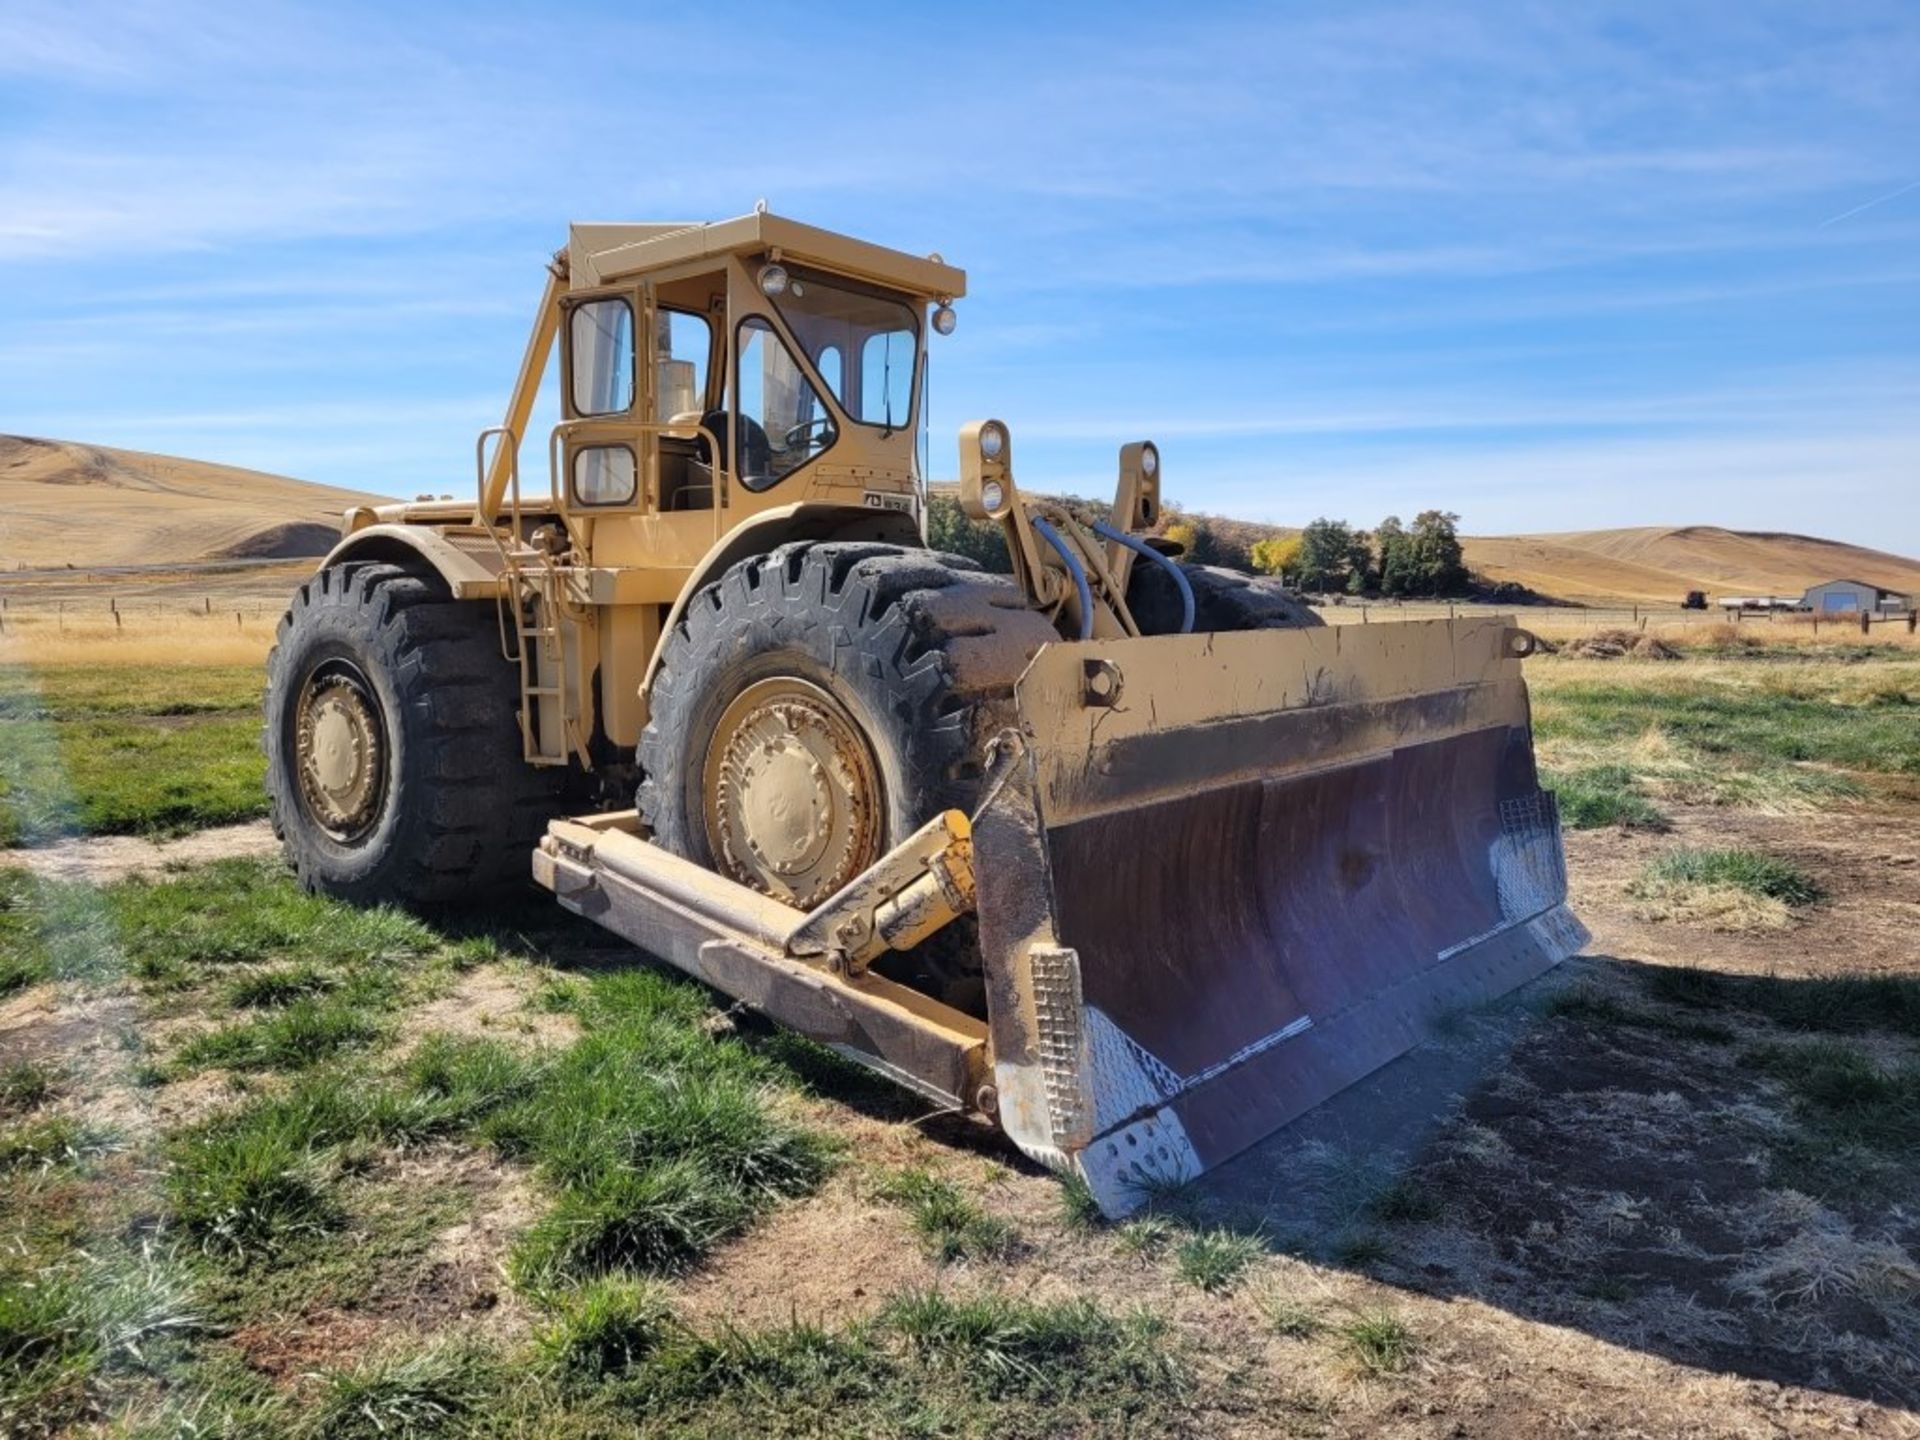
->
264;562;560;908
638;541;1056;909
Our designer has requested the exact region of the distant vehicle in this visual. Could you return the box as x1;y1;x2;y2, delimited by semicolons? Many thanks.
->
1681;590;1707;610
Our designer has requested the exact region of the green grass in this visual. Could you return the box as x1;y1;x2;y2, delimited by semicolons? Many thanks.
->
1636;847;1823;906
873;1166;1020;1264
882;1290;1185;1404
533;1277;676;1387
484;972;832;1284
172;998;384;1074
0;664;267;845
303;1341;498;1440
1532;673;1920;777
1340;1310;1418;1375
1642;966;1920;1038
0;1060;56;1115
1333;1233;1391;1268
1369;1179;1442;1224
1173;1227;1264;1293
0;1115;112;1172
1546;987;1736;1044
106;858;439;984
223;961;344;1008
1543;763;1670;830
1265;1298;1326;1339
1057;1171;1103;1231
0;1250;202;1436
1744;1039;1920;1154
1116;1214;1176;1260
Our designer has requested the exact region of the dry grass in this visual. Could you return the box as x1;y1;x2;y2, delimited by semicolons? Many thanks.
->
0;612;278;667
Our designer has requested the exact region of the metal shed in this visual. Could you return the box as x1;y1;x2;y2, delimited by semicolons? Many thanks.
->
1800;580;1911;614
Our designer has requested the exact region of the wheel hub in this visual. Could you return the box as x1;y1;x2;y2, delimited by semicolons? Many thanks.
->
295;668;384;840
704;679;883;908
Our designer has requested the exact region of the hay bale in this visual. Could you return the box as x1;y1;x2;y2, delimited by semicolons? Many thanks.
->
1631;635;1683;661
1567;628;1637;659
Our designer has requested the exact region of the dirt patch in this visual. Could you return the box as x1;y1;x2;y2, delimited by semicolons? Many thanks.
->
3;819;279;884
400;966;577;1051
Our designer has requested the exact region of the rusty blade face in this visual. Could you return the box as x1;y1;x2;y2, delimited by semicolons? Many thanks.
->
971;619;1587;1215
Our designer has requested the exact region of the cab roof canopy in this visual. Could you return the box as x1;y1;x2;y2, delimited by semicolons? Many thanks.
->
568;212;966;301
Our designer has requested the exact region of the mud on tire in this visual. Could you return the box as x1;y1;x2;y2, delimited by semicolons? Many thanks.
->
264;561;561;908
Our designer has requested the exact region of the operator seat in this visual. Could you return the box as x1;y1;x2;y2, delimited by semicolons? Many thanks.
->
671;410;774;509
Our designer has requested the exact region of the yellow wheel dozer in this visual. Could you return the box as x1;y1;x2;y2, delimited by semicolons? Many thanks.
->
266;213;1584;1217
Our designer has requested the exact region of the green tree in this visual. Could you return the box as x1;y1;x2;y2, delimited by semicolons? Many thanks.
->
925;493;1011;573
1345;529;1375;594
1407;510;1469;596
1295;518;1354;592
1375;516;1414;597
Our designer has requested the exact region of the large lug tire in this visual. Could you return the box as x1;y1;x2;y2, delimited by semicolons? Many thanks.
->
264;561;561;908
1127;559;1324;633
638;542;1056;998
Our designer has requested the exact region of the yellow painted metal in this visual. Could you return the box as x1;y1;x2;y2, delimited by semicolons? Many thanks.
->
476;261;564;528
787;810;976;973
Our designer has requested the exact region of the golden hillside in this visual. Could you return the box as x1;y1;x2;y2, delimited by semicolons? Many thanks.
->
1465;526;1920;605
1;435;382;571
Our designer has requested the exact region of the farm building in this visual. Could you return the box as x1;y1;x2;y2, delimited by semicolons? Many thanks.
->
1800;579;1911;614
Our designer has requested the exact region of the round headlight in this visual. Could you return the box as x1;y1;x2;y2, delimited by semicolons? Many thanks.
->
1141;444;1159;478
932;303;957;336
757;263;789;297
980;479;1005;512
979;423;1006;460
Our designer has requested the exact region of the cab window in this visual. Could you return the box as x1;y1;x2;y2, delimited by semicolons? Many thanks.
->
734;317;836;491
568;298;634;417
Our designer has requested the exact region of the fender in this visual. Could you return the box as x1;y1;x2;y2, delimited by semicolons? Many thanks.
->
317;522;509;600
641;500;922;691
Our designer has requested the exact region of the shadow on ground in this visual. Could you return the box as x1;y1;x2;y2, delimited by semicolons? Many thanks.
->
1178;952;1920;1409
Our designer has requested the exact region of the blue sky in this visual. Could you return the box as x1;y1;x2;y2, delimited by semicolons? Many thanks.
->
2;0;1917;553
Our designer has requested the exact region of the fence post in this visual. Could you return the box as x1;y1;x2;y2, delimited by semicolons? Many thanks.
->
1860;609;1870;636
1909;608;1917;635
204;596;211;615
1812;614;1818;635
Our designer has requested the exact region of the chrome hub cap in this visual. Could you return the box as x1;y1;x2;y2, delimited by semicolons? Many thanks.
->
703;677;883;907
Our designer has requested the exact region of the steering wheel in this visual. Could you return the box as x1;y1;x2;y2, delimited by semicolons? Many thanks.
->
782;416;834;451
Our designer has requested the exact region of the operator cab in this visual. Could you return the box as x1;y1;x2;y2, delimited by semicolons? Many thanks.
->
555;214;955;522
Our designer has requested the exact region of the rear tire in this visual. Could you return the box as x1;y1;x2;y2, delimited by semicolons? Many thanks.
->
264;562;561;908
1127;560;1323;633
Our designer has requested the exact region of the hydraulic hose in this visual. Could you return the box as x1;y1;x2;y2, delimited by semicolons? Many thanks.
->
1092;519;1195;634
1030;516;1095;640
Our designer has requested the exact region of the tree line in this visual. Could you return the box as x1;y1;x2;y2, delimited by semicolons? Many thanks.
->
924;495;1471;599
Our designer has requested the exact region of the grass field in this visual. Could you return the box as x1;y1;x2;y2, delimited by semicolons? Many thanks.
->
0;666;268;847
4;629;1920;1434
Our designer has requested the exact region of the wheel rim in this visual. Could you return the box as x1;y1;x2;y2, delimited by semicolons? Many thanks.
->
293;660;387;843
701;677;885;908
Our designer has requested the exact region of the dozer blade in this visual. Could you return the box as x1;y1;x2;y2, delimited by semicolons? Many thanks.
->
971;617;1587;1215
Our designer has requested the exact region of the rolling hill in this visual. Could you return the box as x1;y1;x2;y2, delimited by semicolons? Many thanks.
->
1463;526;1920;606
0;435;382;571
5;435;1916;606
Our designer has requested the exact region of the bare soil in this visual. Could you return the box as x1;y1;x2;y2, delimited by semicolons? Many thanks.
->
3;818;279;883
